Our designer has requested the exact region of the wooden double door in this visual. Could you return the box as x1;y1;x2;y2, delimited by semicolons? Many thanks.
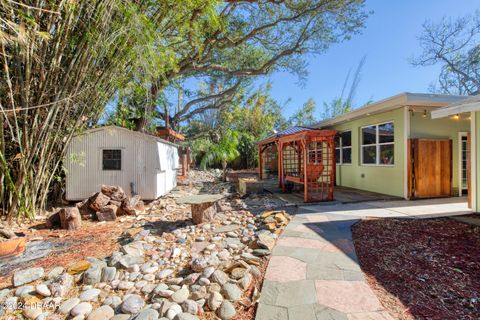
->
408;139;453;199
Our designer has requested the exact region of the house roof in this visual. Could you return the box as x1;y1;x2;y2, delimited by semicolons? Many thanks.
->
257;126;316;145
314;92;467;128
76;125;179;147
431;94;480;119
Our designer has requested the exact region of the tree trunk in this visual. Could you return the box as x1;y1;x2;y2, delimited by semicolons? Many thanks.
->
222;161;227;182
59;207;82;230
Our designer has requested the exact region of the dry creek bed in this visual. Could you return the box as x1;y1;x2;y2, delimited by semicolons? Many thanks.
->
0;176;293;320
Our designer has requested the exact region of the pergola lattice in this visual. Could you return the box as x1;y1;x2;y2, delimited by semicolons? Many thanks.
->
257;127;336;202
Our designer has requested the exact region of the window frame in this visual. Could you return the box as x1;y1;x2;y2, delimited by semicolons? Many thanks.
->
360;121;395;166
335;130;352;165
102;148;122;171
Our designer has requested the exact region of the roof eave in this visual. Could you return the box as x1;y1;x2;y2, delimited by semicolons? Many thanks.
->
431;102;480;119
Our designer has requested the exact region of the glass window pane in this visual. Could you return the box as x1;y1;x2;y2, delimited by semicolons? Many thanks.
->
335;148;341;164
379;144;394;165
379;122;394;143
334;135;341;147
362;126;376;145
341;131;351;147
103;149;121;170
342;147;352;164
362;146;376;164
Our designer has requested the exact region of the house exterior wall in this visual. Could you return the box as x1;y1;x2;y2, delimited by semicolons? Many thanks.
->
329;108;406;198
65;127;178;201
410;112;470;195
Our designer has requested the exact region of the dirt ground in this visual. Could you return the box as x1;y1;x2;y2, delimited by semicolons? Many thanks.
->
352;217;480;320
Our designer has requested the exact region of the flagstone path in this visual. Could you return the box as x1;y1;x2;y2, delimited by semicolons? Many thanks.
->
256;206;396;320
256;198;470;320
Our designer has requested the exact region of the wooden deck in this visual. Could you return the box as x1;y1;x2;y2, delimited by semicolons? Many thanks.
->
262;178;402;204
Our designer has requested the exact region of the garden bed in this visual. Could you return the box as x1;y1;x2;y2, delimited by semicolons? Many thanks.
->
352;217;480;320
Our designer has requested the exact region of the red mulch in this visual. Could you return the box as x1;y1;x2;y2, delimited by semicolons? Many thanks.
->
352;217;480;320
0;221;125;289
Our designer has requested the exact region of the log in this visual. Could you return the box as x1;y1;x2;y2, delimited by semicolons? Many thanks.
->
89;192;110;212
101;185;126;201
191;202;217;224
175;194;224;225
121;195;144;215
59;207;82;230
96;205;118;221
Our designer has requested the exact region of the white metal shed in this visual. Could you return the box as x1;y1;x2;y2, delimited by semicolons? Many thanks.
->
65;126;179;201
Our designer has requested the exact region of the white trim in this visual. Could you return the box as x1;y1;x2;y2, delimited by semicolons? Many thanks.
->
335;130;352;165
403;107;410;199
315;92;466;128
471;112;477;211
431;100;480;119
458;132;468;197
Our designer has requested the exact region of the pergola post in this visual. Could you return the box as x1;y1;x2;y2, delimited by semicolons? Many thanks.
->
279;142;285;192
258;147;263;180
302;140;308;202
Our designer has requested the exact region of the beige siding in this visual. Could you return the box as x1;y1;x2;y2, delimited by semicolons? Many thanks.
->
65;127;177;201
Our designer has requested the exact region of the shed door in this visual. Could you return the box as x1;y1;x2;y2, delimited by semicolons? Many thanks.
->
410;139;452;198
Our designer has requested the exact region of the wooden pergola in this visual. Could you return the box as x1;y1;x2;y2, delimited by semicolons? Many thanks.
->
257;127;336;202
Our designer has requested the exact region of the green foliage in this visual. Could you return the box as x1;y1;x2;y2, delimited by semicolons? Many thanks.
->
288;98;317;127
187;82;287;170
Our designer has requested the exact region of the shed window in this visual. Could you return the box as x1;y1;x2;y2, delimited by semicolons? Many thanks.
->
361;122;394;165
102;149;121;170
335;131;352;164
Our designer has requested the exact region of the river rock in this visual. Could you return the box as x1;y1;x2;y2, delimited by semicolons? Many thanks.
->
174;313;199;320
207;291;223;311
222;283;242;301
35;284;51;297
181;299;198;314
13;267;44;287
87;305;114;320
121;294;145;314
101;267;117;282
217;300;236;320
70;302;93;317
166;304;182;320
211;270;228;285
79;288;101;302
49;273;74;297
59;298;80;314
23;306;42;320
171;286;189;303
83;266;102;285
157;269;174;279
135;308;159;320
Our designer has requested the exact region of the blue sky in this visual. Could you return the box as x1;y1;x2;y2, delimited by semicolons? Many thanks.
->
267;0;480;119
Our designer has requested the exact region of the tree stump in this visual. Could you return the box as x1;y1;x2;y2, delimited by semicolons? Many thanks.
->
191;202;218;224
176;194;225;225
59;207;82;230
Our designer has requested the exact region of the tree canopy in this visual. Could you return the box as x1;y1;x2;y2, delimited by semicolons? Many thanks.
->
413;11;480;95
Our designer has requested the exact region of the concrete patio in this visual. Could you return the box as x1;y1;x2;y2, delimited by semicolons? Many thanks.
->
255;197;471;320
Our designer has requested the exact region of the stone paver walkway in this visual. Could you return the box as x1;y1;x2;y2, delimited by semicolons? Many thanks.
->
256;198;471;320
